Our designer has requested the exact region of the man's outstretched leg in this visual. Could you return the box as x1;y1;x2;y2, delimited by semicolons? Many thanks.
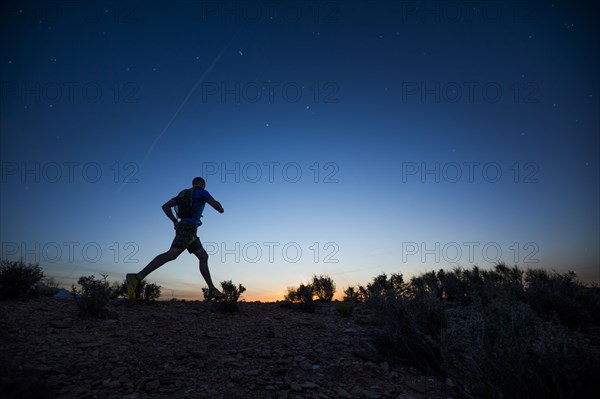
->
192;247;223;299
127;247;182;299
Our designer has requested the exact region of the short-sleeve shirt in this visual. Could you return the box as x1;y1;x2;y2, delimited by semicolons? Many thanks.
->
172;188;214;226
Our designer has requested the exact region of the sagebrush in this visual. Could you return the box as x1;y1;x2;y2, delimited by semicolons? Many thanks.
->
284;283;315;312
311;274;336;301
203;280;246;312
117;279;162;302
366;264;600;398
0;259;44;299
71;274;114;317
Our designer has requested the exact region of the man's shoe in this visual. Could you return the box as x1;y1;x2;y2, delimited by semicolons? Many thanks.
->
126;273;141;300
207;288;225;301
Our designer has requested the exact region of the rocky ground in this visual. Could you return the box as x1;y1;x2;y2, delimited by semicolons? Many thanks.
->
0;297;453;399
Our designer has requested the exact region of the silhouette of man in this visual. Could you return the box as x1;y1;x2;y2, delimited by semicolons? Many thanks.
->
126;177;224;300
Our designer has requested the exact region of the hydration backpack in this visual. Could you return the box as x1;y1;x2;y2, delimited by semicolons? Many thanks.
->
175;187;197;219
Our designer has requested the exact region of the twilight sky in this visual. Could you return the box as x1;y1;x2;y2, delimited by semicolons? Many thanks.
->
1;0;598;301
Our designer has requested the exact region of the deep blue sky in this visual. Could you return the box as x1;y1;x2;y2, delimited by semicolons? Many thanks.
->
1;0;598;300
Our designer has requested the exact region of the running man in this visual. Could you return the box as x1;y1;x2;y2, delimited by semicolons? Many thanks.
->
126;177;224;300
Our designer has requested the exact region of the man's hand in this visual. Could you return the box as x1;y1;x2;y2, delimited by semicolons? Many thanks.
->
208;198;224;214
162;199;179;226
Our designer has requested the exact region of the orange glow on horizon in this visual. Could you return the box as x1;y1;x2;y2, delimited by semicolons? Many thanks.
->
158;288;286;303
156;287;345;303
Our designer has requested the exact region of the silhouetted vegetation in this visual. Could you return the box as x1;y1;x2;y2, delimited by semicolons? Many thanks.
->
283;274;336;311
71;274;114;317
5;259;599;397
311;274;336;301
203;280;246;312
116;279;162;302
74;274;162;316
345;273;407;303
363;264;600;398
0;259;44;299
523;269;600;328
141;282;162;302
342;286;361;302
283;283;315;312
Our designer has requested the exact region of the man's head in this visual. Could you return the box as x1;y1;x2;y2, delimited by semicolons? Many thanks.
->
192;177;206;189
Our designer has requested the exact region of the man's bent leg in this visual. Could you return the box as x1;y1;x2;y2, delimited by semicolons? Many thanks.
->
193;247;218;291
127;247;179;300
137;247;182;280
128;223;191;299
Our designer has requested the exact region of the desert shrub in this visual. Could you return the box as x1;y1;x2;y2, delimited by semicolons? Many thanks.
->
367;265;600;398
357;285;370;302
142;282;161;302
341;275;399;305
335;301;355;317
524;269;600;328
370;293;446;371
343;286;360;302
203;280;246;312
342;285;370;302
116;279;162;302
433;268;469;302
0;259;44;299
439;298;596;398
366;273;389;298
284;286;299;302
283;283;315;313
365;272;407;300
219;280;246;302
458;264;524;304
296;284;315;312
408;270;443;300
407;264;525;305
311;274;336;301
71;274;113;317
487;263;525;298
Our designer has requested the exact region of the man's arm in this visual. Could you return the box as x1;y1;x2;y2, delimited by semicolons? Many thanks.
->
207;198;224;213
162;199;179;226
